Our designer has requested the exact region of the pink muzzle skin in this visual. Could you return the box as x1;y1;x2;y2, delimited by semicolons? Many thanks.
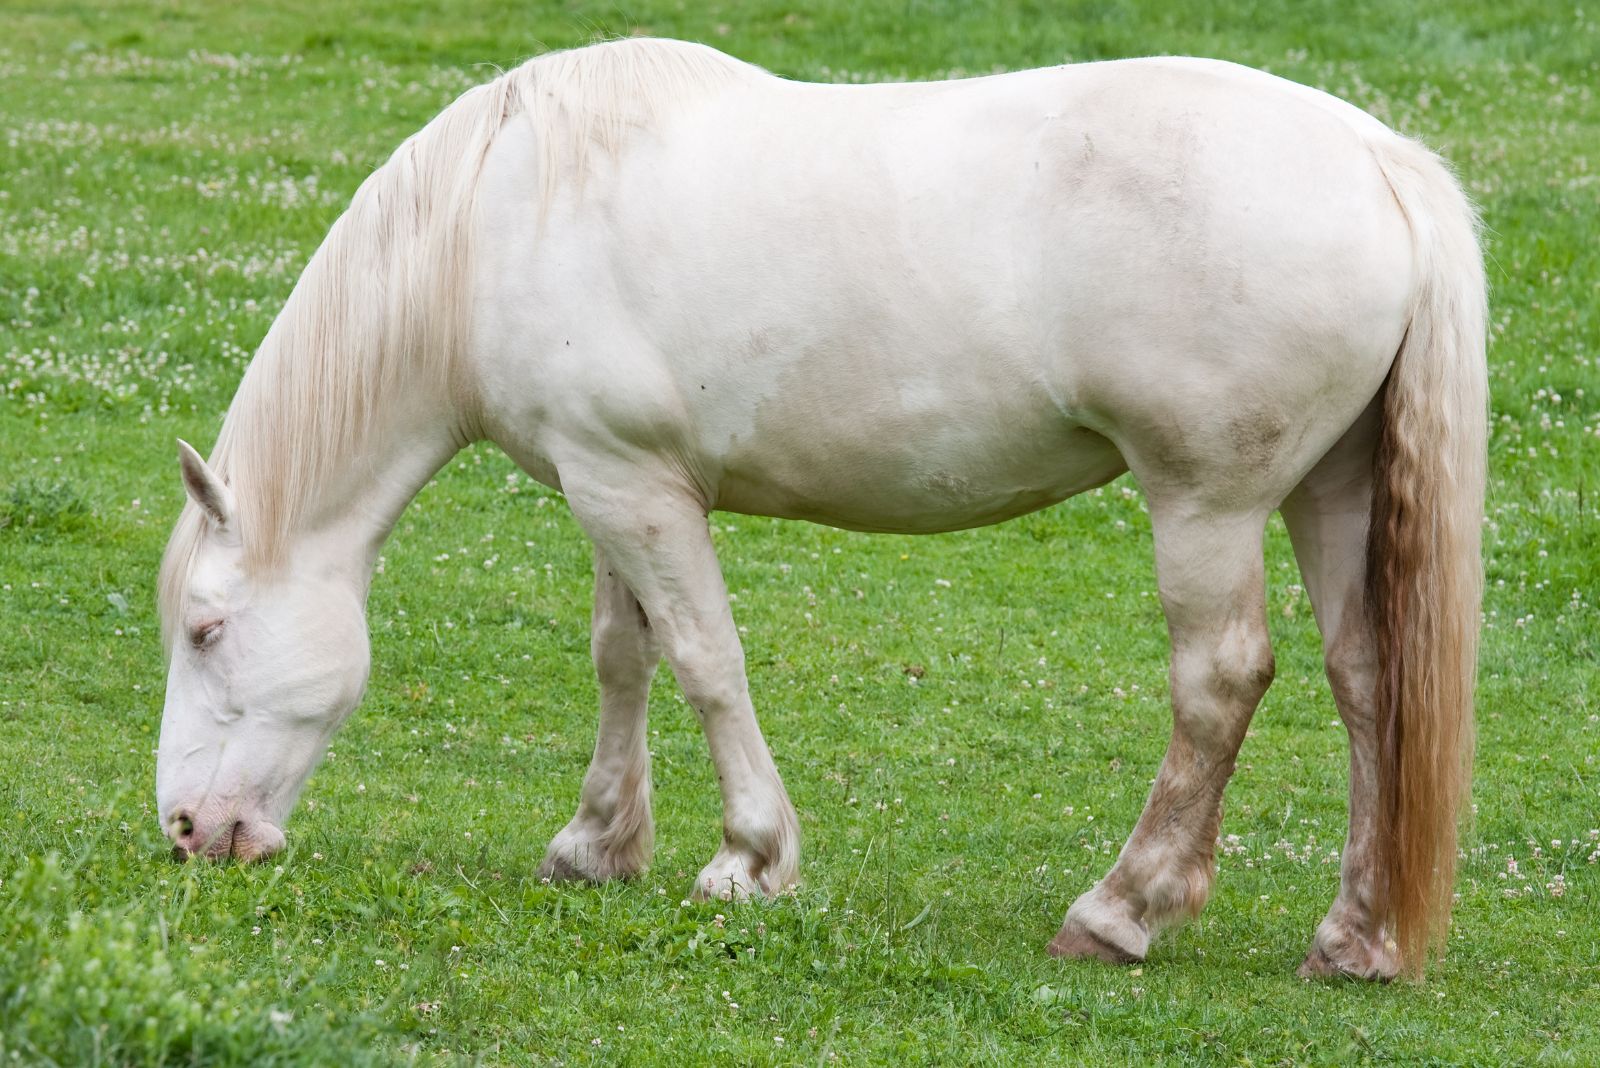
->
166;810;286;862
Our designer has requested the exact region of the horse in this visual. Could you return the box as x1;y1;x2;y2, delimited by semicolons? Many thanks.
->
155;37;1486;980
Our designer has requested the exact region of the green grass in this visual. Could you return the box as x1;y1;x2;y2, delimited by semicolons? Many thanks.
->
2;1;1596;1063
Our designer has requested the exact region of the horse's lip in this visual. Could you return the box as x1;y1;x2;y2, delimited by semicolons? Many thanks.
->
231;819;286;862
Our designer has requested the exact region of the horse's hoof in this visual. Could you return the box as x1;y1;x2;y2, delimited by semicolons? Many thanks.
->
689;848;773;902
690;865;757;902
537;841;641;884
1047;917;1143;964
1050;888;1150;963
536;850;591;883
538;812;652;884
1296;930;1399;981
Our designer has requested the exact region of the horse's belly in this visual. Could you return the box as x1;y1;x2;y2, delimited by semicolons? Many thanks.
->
711;410;1127;534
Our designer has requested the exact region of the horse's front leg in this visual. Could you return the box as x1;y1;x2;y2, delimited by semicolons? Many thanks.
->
1051;506;1274;963
538;551;661;883
562;472;800;900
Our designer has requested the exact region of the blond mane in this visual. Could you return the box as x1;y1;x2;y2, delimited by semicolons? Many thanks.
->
159;38;757;645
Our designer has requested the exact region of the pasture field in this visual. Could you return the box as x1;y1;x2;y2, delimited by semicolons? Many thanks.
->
1;1;1596;1063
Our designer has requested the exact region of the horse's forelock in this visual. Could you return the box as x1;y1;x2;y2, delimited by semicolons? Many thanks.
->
157;501;205;656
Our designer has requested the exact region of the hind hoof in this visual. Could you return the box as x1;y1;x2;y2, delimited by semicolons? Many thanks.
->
1298;922;1399;981
1048;889;1149;964
1047;918;1143;964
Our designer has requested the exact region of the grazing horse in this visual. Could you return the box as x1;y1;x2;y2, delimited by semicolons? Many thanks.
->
156;38;1485;979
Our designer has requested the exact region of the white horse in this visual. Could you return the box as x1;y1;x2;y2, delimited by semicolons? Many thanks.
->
156;38;1485;980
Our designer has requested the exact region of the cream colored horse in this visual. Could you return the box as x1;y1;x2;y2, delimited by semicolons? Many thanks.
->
156;39;1485;979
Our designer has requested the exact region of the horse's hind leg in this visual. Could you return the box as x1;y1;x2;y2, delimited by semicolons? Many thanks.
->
561;474;800;900
538;551;661;883
1280;401;1399;980
1051;504;1274;963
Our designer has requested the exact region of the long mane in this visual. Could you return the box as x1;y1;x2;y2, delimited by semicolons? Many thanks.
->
158;38;756;645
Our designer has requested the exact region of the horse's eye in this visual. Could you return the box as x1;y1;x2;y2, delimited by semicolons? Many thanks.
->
190;619;224;649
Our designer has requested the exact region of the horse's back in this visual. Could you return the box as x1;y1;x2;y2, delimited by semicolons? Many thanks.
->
473;49;1416;526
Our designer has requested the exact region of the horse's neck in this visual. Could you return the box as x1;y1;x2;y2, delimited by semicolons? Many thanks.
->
233;133;478;584
291;396;464;588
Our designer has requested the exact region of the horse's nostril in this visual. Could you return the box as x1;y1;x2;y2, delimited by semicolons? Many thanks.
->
172;813;195;838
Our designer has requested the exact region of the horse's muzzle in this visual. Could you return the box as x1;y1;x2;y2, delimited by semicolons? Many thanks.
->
165;809;285;862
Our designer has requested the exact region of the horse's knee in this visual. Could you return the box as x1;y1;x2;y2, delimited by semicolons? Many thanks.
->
592;629;656;690
671;653;749;717
663;622;746;714
590;591;658;689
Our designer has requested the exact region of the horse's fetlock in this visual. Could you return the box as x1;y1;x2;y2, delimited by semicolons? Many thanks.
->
1142;859;1215;929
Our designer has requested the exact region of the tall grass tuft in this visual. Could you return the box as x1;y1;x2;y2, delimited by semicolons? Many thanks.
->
0;850;403;1067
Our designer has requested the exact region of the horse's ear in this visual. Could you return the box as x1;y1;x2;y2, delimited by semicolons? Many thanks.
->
176;439;235;528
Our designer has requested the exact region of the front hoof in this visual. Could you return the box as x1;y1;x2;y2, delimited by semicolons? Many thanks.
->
536;849;594;884
691;856;759;902
692;877;752;903
538;822;648;884
690;845;796;902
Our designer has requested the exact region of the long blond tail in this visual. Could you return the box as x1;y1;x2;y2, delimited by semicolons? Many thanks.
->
1364;134;1488;978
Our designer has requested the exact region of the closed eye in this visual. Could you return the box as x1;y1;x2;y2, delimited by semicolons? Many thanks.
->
189;619;224;650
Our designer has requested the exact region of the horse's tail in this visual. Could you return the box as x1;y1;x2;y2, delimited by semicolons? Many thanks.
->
1364;134;1487;978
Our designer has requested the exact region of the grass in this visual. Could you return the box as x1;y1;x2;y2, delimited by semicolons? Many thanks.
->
1;0;1596;1063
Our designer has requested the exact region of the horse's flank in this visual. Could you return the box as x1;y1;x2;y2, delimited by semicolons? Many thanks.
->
158;39;756;644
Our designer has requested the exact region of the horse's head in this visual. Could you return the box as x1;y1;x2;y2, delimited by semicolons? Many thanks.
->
155;440;370;862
